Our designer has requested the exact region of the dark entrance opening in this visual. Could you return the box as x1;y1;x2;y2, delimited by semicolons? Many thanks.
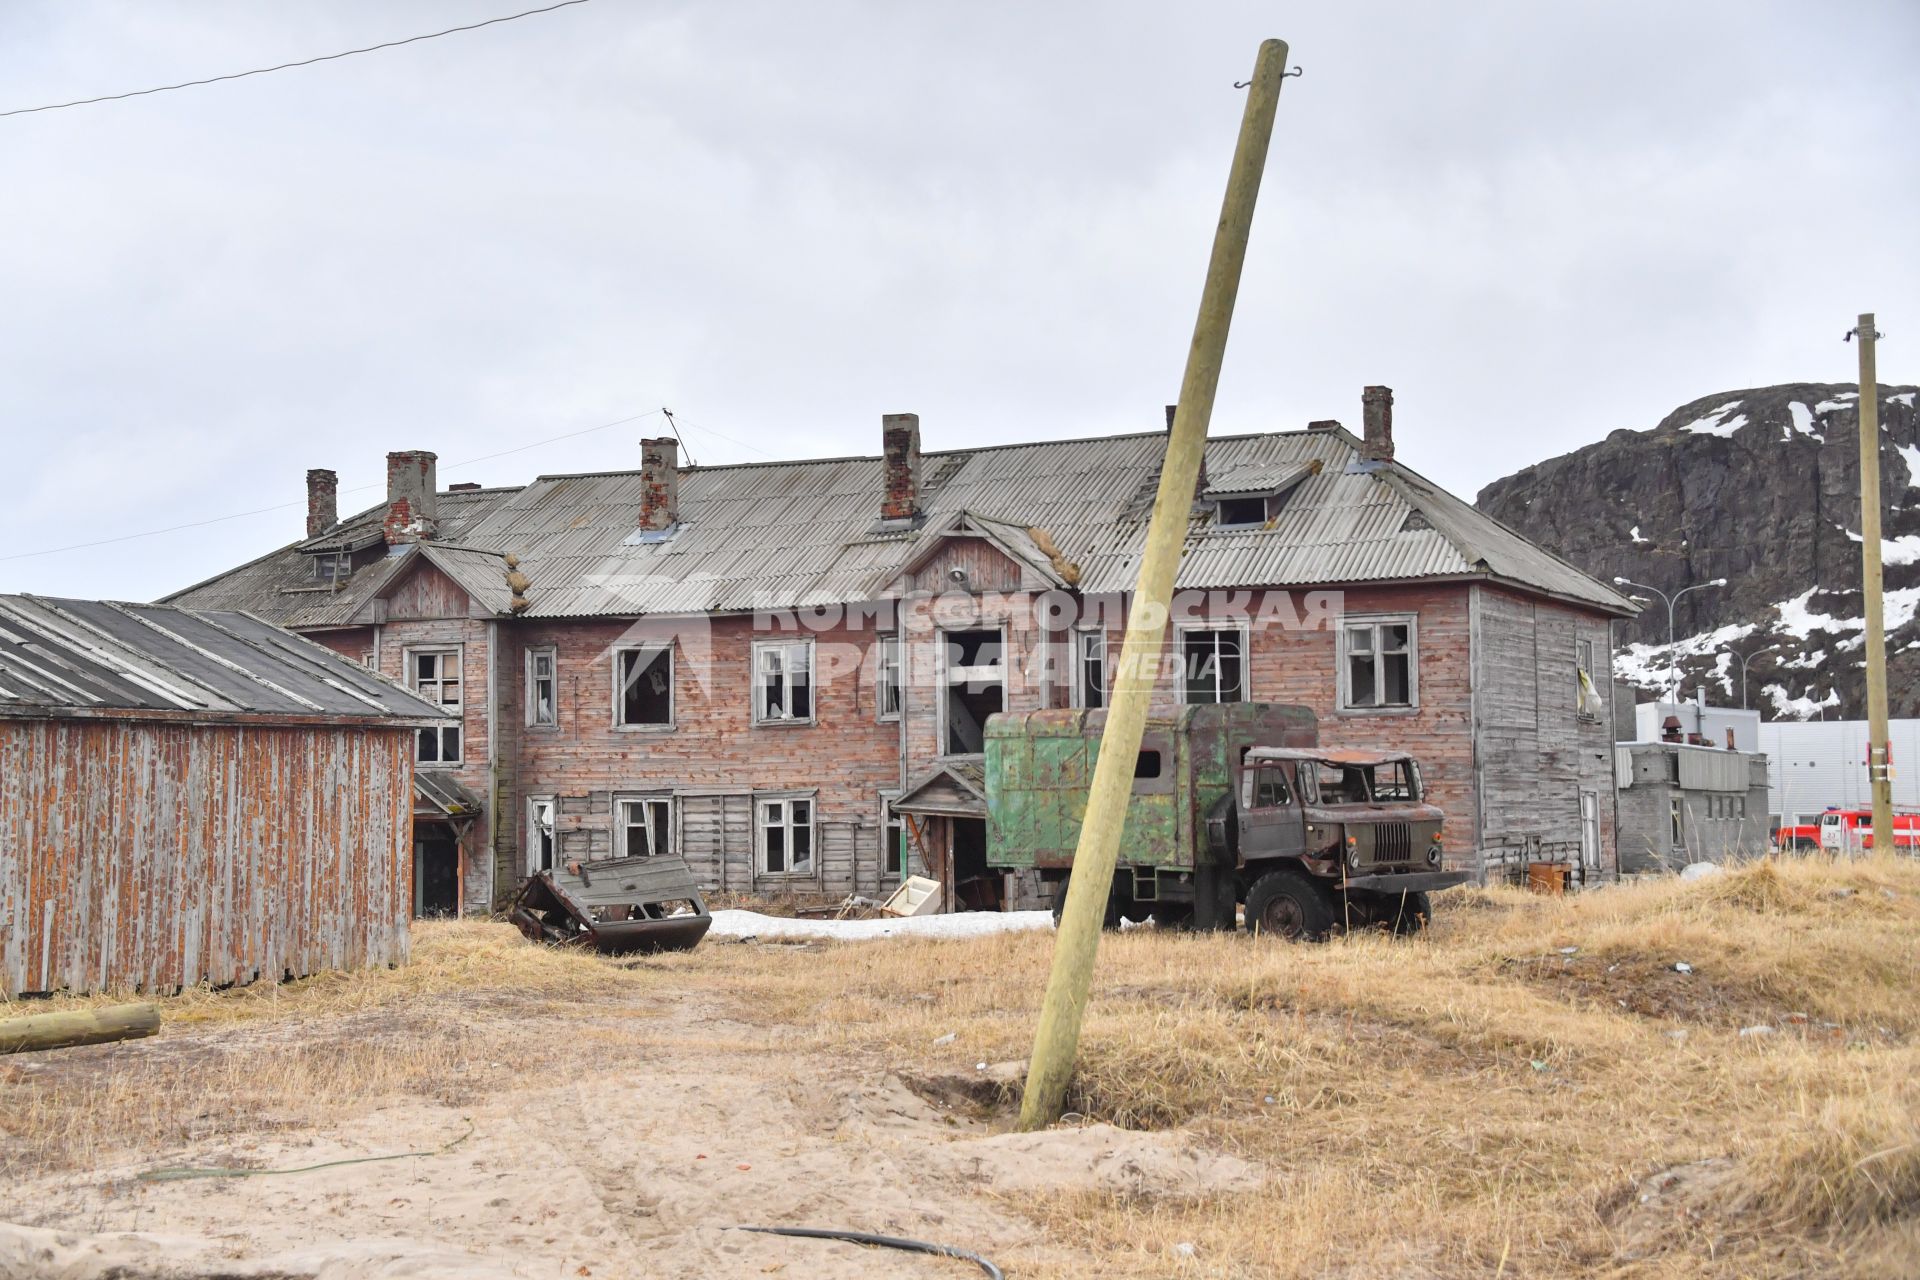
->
415;824;460;918
951;817;1000;911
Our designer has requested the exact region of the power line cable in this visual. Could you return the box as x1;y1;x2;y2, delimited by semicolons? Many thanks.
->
0;406;660;563
0;0;597;119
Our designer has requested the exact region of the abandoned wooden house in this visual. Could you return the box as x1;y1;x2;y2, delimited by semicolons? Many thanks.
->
166;389;1636;914
0;595;452;996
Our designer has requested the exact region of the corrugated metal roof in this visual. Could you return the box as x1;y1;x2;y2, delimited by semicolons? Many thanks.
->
167;427;1634;623
0;595;451;723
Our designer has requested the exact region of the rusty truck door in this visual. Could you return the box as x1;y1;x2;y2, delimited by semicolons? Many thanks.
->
1238;761;1305;862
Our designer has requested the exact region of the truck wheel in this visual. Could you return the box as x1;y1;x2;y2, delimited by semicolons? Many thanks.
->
1050;870;1126;930
1245;868;1336;942
1377;890;1431;936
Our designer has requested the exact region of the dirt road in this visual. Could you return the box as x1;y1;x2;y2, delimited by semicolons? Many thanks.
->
2;981;1254;1279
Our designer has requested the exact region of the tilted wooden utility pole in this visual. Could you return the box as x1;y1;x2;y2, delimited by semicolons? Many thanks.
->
1851;313;1895;857
1017;38;1291;1132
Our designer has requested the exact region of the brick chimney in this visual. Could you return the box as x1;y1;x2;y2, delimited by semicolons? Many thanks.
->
305;468;338;540
638;437;679;531
881;413;920;522
1361;386;1395;464
382;450;439;545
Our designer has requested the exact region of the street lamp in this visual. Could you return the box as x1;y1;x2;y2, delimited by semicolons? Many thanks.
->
1614;576;1728;701
1726;644;1781;711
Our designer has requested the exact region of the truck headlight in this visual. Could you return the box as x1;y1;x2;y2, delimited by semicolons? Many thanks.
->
1427;844;1442;867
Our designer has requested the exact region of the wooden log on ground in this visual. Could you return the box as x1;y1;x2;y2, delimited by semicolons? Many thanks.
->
0;1003;160;1054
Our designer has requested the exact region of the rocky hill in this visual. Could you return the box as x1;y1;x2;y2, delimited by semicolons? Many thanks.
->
1475;382;1920;720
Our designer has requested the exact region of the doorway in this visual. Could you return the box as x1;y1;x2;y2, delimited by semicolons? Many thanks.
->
951;817;1000;911
415;824;460;918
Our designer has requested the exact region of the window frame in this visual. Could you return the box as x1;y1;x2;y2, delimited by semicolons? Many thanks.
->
526;646;558;729
1575;636;1602;723
311;550;354;582
756;792;816;877
611;643;675;730
875;634;902;723
1074;628;1107;710
405;645;464;765
879;791;908;880
753;637;817;727
526;795;557;876
613;791;675;860
1176;623;1250;706
1338;614;1419;714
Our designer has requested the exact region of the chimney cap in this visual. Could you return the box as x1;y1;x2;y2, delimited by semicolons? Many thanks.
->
1306;419;1341;432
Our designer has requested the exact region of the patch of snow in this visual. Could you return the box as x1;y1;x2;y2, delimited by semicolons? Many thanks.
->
1786;401;1820;441
1679;401;1748;437
1781;648;1827;670
1612;621;1756;689
1899;444;1920;488
1885;585;1920;631
1774;587;1862;640
1630;525;1650;544
1885;536;1920;566
707;908;1053;942
1893;392;1917;408
1680;862;1724;881
1764;683;1840;720
1815;392;1859;414
1711;650;1734;696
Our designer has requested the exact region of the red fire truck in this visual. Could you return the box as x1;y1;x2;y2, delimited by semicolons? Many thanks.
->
1776;808;1920;852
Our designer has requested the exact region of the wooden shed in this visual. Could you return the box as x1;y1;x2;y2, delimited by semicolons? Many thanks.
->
0;595;453;996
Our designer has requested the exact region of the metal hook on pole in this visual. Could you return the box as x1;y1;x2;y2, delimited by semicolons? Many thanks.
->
1237;66;1299;89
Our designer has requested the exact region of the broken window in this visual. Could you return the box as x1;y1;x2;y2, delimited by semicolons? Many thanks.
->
1671;797;1684;847
882;796;907;878
1368;759;1420;801
942;629;1005;755
617;795;673;858
1343;617;1415;710
1076;629;1106;709
755;639;814;724
409;648;462;764
759;796;813;875
527;647;557;727
1253;766;1291;809
1181;628;1246;704
1576;638;1601;722
1215;496;1267;528
615;645;673;727
1134;749;1163;779
876;634;902;722
527;797;556;875
311;551;353;581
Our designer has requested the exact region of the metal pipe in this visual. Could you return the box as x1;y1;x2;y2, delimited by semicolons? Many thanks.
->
1017;37;1291;1132
1613;576;1725;701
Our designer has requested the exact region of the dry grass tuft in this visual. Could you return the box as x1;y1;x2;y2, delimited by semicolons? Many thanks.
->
1734;1062;1920;1235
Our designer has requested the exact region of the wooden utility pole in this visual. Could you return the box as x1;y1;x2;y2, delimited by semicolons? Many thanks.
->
1852;313;1895;857
1017;38;1291;1132
0;1003;159;1054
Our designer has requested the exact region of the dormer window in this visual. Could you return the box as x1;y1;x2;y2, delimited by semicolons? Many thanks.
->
1216;496;1270;528
312;551;354;581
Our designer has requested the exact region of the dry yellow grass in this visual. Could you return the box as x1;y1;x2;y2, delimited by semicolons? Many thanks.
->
3;858;1916;1277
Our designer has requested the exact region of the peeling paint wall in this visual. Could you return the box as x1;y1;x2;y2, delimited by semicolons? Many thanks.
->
0;717;412;996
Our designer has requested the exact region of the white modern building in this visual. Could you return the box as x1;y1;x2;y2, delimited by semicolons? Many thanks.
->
1759;718;1920;824
1634;697;1761;752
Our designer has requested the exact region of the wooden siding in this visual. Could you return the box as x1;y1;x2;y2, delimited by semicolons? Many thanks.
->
1471;585;1619;875
0;718;411;996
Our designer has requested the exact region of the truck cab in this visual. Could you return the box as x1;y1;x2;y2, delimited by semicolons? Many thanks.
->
1218;747;1464;938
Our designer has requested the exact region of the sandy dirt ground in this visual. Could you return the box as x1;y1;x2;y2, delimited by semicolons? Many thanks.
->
0;987;1254;1280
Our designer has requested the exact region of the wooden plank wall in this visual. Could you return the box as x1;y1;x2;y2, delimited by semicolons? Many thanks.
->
0;717;412;996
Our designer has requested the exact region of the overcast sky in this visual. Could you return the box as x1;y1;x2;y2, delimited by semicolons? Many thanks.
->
3;1;1915;601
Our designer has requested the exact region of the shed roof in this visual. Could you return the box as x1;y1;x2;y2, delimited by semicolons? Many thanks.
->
166;426;1634;622
0;595;452;725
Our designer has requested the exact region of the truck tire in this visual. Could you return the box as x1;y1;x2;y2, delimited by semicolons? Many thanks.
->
1376;889;1431;936
1051;870;1127;930
1244;867;1336;941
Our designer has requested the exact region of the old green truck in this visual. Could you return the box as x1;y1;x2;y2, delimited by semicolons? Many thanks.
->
983;703;1466;939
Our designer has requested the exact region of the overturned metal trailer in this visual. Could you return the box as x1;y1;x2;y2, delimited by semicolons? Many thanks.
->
510;854;712;954
0;595;453;996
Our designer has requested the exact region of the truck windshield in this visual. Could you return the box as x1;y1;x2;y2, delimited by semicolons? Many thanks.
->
1303;759;1420;805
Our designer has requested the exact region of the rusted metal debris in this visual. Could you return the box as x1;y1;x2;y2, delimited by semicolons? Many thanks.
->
510;855;711;954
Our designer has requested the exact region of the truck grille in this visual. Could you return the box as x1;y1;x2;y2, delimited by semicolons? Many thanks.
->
1370;823;1412;864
